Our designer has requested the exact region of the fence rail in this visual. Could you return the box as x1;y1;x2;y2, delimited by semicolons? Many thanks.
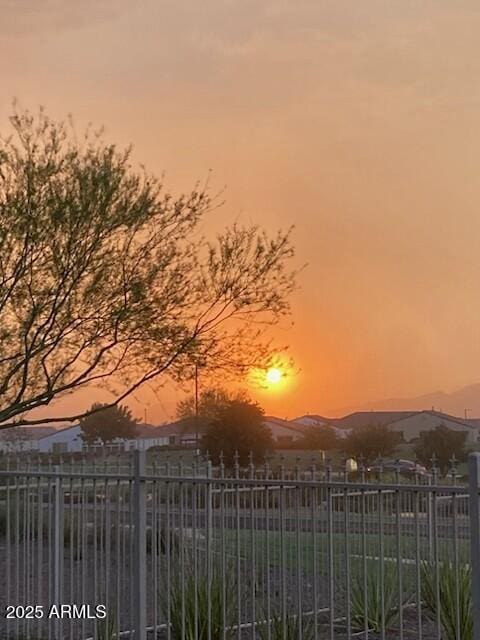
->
0;451;479;640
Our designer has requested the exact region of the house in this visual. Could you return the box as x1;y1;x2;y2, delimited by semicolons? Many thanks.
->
154;415;309;447
155;417;209;447
36;425;84;453
290;416;349;439
0;426;57;452
386;410;479;444
331;411;417;430
125;427;169;451
293;414;333;427
34;422;170;453
263;417;306;445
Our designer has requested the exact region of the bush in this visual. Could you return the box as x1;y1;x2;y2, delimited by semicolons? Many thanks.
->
421;561;472;640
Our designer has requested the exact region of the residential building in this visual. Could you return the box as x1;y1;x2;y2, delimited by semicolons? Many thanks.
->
331;411;417;430
386;410;479;444
36;425;84;453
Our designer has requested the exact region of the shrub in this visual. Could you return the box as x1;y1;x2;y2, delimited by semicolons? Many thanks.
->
421;561;472;640
257;609;314;640
0;504;7;537
350;560;409;632
146;526;180;555
95;610;117;640
160;557;237;640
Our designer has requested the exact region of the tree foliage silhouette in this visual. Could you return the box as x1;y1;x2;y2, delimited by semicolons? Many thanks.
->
300;425;339;450
79;403;138;445
341;424;401;465
201;399;272;467
176;387;249;421
414;424;467;475
0;107;297;429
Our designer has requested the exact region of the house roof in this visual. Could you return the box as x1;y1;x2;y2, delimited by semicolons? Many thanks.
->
154;417;210;437
292;414;332;425
389;410;478;430
290;416;343;432
153;416;307;438
0;426;57;440
263;416;307;434
37;424;81;440
331;411;418;429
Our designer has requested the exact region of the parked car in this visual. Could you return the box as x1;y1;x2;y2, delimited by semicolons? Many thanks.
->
366;458;428;477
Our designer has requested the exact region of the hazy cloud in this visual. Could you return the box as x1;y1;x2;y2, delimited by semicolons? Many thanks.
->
0;0;130;37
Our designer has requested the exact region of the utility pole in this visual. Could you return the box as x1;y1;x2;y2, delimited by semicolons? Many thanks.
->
195;363;199;452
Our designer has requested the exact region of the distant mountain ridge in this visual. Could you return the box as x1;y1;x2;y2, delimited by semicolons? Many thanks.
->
327;383;480;419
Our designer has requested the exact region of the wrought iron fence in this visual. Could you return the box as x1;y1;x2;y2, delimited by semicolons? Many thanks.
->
0;451;479;640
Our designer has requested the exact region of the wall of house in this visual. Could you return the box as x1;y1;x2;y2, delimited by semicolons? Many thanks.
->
0;438;37;453
264;422;304;442
389;414;478;444
126;437;170;450
37;426;84;453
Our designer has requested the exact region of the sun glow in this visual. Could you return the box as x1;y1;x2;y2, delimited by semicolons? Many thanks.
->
265;367;283;385
248;356;293;393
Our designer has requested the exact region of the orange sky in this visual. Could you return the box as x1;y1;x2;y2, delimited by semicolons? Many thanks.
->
1;1;480;421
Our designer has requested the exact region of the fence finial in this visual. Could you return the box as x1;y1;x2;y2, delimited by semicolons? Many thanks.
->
394;458;401;476
450;454;458;482
326;457;332;481
248;450;254;479
219;450;225;477
233;450;239;478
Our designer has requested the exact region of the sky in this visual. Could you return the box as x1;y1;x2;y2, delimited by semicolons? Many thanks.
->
1;0;480;421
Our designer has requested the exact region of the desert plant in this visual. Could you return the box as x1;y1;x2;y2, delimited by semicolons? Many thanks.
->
95;609;117;640
350;560;409;632
0;504;7;537
146;526;180;556
160;557;237;640
421;561;472;640
257;608;314;640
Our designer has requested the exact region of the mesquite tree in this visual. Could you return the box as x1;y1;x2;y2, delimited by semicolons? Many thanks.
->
79;403;138;445
0;108;297;428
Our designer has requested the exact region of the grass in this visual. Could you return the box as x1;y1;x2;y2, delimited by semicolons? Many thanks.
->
216;529;469;573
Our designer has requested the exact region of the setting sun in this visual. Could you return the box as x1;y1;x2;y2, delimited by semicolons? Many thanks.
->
247;357;293;394
265;367;283;385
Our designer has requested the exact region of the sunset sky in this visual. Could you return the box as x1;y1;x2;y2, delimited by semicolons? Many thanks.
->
2;1;480;421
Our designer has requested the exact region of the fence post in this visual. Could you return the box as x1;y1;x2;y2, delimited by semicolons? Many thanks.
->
52;466;63;640
133;450;147;640
206;458;213;577
468;453;480;640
